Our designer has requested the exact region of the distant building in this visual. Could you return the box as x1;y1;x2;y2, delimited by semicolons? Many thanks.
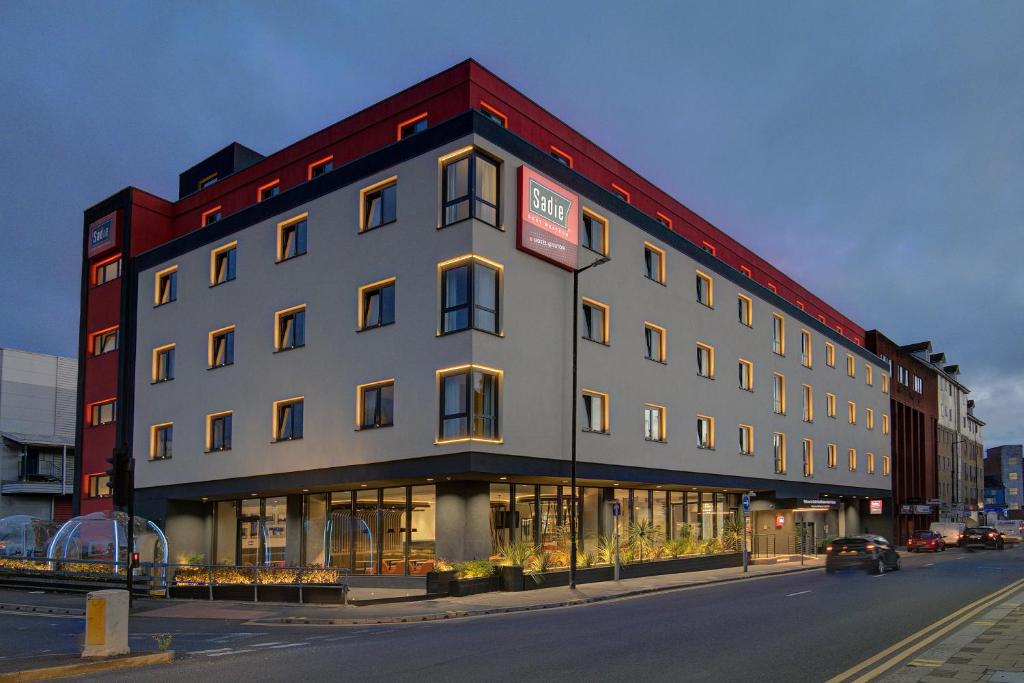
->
986;445;1023;512
0;348;77;521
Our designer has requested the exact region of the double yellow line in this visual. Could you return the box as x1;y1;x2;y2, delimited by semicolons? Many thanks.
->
827;576;1024;683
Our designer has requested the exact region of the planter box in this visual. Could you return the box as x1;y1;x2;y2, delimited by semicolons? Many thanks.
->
498;565;525;592
426;569;456;595
212;584;258;601
448;575;499;597
300;585;350;604
256;585;300;603
169;585;211;600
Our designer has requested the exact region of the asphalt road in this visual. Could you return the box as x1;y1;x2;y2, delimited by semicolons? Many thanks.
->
2;546;1022;682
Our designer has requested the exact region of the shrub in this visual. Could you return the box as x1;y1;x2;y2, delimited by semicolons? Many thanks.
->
627;520;663;562
527;552;552;574
494;539;537;566
664;537;690;558
433;558;454;572
582;551;597;568
454;558;495;579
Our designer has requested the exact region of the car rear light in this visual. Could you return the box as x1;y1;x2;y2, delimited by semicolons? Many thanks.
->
866;544;876;550
989;532;997;538
959;533;964;538
825;546;832;552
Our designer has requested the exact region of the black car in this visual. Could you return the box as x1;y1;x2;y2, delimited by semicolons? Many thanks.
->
825;535;901;574
961;527;1005;551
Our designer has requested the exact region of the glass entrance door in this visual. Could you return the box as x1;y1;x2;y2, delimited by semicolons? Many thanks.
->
237;515;261;566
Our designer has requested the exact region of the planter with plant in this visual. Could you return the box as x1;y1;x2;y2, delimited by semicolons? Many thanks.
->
494;540;536;591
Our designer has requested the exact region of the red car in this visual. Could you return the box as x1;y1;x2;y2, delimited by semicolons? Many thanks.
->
907;530;945;553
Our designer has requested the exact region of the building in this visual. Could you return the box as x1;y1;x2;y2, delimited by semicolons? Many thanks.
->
0;348;77;521
931;356;984;522
77;60;893;571
986;445;1023;513
864;332;939;543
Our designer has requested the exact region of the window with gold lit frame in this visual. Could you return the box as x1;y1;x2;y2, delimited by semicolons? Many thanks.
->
205;411;233;452
210;242;237;286
437;365;502;444
737;294;753;327
696;342;714;378
825;342;836;368
644;403;666;442
644;322;667;363
803;439;814;477
150;422;173;460
360;176;398;232
643;242;666;284
695;271;713;308
827;443;837;469
696;414;715;449
739;424;754;455
151;343;175;383
273;397;304;442
357;380;395;430
277;214;308;262
581;208;608;256
738;359;754;391
581;389;609;434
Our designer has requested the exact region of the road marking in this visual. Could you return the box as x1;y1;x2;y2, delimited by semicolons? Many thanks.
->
826;576;1024;683
268;643;307;649
924;563;935;567
208;649;252;657
246;642;284;648
786;590;812;597
908;659;943;668
192;648;232;655
973;620;995;626
1002;602;1021;608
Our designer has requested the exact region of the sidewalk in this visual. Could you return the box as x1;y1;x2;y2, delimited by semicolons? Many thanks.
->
131;556;823;625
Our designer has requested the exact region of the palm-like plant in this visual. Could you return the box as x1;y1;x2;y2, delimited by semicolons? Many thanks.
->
720;514;744;552
597;533;619;564
626;519;664;562
494;539;537;566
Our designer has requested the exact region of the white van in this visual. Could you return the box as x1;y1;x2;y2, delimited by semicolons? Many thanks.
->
993;520;1023;543
929;522;967;546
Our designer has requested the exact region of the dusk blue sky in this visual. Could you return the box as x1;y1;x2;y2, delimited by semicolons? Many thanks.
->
1;2;1021;446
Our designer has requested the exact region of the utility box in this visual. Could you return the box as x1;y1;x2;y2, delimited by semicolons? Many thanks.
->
82;590;130;658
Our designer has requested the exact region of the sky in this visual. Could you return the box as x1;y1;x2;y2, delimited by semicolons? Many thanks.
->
0;1;1021;446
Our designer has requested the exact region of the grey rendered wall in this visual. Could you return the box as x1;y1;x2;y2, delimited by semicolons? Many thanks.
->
0;348;77;436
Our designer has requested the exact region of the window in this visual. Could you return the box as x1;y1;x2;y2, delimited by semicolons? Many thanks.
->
206;411;233;452
87;474;111;498
611;184;631;203
882;455;890;476
573;389;607;435
257;180;280;202
275;305;306;351
479;102;508;127
773;433;787;474
696;342;714;378
277;215;308;262
644;404;666;442
701;241;716;255
209;326;235;368
151;422;173;460
91;327;118;356
867;452;876;474
92;256;121;286
825;342;836;368
441;149;499;227
848;401;857;424
202;206;222;226
800;330;812;367
848;448;857;471
643;242;665;283
357;380;395;429
767;283;778;294
897;366;909;385
827;443;837;469
737;295;752;327
645;323;667;362
361;177;398;231
865;365;873;386
657;213;673;228
308;156;333;179
90;400;116;427
357;278;395;331
210;242;237;286
738;359;754;391
803;439;814;477
773;373;786;415
273;398;304;441
550;146;573;167
826;392;837;418
197;173;217;190
155;267;177;306
696;271;713;307
1010;472;1019;481
882;414;890;435
739;424;754;455
772;314;785;355
882;373;889;394
581;209;608;255
696;415;715;449
440;256;501;335
913;375;923;393
438;366;501;442
152;344;175;383
846;354;856;378
398;113;428;139
866;408;875;430
802;385;813;422
740;265;753;278
578;298;610;344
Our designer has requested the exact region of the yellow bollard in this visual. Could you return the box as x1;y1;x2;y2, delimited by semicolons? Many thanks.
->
82;590;130;657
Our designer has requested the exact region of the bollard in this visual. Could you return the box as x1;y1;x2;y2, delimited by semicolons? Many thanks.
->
82;589;130;658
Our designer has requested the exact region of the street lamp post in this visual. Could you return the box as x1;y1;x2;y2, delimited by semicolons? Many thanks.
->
570;255;610;590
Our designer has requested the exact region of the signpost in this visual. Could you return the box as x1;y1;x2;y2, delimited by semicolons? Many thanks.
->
741;493;753;573
610;500;622;581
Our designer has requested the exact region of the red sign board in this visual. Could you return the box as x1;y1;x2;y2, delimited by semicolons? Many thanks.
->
87;211;119;258
517;166;579;270
869;499;883;515
774;514;785;528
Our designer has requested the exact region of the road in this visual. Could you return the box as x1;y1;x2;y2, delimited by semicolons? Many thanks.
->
1;546;1021;682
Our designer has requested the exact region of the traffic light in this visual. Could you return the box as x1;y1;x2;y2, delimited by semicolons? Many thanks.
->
104;447;133;509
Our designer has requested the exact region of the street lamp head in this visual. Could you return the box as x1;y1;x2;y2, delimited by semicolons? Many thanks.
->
578;255;611;273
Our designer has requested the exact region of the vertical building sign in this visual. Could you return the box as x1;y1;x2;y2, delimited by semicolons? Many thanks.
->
87;211;119;257
869;499;883;515
517;166;579;270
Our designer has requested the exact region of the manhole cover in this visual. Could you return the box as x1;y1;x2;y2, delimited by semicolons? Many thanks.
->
991;673;1024;683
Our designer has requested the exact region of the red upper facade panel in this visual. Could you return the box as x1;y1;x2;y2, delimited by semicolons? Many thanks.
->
117;59;864;344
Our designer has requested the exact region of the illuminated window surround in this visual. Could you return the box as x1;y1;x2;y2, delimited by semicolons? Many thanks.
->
88;398;116;427
201;206;222;226
208;325;235;368
396;112;428;140
151;343;175;384
773;372;786;415
643;242;666;284
479;100;508;127
550;145;574;168
696;414;715;450
209;241;237;286
357;277;397;331
773;433;787;474
882;455;891;476
826;392;837;418
644;322;667;362
257;179;280;202
355;379;395;430
696;271;714;308
581;207;609;256
800;329;812;368
882;373;890;394
740;265;753;278
154;266;177;306
656;212;673;228
866;408;875;430
701;241;717;256
738;294;753;327
867;452;876;475
435;364;504;445
611;183;631;203
696;341;715;378
739;424;754;455
272;397;304;442
848;401;857;425
150;422;173;460
827;443;837;469
359;175;398;232
435;254;504;337
848;448;857;471
803;438;814;477
846;353;856;378
307;155;334;180
802;384;813;422
276;213;309;262
738;358;754;391
581;388;610;434
825;342;836;368
90;326;119;356
865;365;874;386
197;172;217;190
274;305;306;352
644;403;667;442
437;146;500;229
772;313;785;356
883;414;890;435
205;410;233;452
91;254;121;286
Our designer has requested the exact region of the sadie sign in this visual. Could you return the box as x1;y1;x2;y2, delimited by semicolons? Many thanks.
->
87;211;119;258
517;166;579;270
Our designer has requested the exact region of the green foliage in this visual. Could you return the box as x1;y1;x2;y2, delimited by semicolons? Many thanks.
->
454;558;495;579
527;551;552;574
626;520;663;562
494;539;537;566
582;551;597;568
719;514;744;552
154;633;173;651
597;534;619;564
664;537;690;558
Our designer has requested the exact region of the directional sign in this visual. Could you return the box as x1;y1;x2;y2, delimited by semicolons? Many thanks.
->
742;494;751;512
610;501;621;517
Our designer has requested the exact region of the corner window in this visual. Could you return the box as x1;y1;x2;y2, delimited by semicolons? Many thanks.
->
439;256;501;335
275;305;306;351
695;271;713;307
398;113;428;140
359;278;396;330
358;380;395;429
152;344;175;383
800;330;812;368
802;385;813;422
696;342;714;378
581;389;608;434
361;177;398;232
803;439;814;477
277;215;308;262
771;314;785;355
274;398;304;441
581;209;608;255
737;295;752;327
645;323;666;362
155;267;177;306
308;156;333;180
773;433;787;474
89;399;116;427
92;256;121;286
438;366;501;442
150;422;173;460
91;327;119;356
257;180;280;202
696;414;715;449
739;424;754;455
581;298;609;344
643;242;665;284
825;342;836;368
206;411;233;452
441;149;499;227
738;359;754;391
210;242;237;286
773;373;786;415
208;326;235;368
644;404;666;442
827;443;837;469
